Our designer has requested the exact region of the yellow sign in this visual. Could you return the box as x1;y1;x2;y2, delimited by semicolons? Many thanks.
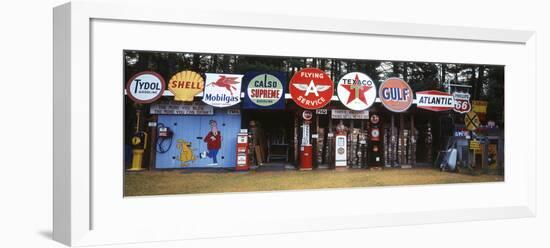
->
465;111;480;131
472;100;488;114
469;140;480;150
168;70;204;102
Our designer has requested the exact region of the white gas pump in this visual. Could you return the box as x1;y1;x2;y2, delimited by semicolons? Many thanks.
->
334;122;347;168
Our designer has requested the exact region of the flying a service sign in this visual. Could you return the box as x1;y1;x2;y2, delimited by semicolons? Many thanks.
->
202;73;243;107
243;72;286;109
416;90;454;111
336;72;376;111
289;68;333;109
126;71;166;103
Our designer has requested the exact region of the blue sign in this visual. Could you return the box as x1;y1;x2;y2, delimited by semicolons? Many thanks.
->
243;72;286;109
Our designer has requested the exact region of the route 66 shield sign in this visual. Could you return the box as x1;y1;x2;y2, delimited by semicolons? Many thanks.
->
453;92;472;114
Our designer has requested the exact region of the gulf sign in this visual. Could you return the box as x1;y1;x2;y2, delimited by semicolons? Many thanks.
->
289;68;333;109
126;71;166;103
243;72;286;109
379;78;413;112
416;90;454;112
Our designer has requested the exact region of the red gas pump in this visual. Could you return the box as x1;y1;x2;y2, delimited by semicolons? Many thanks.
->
300;111;313;170
236;130;249;171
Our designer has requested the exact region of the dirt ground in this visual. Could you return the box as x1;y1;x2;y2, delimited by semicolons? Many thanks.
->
124;167;503;196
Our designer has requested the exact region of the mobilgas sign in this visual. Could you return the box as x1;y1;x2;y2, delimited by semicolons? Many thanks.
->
337;72;376;111
243;72;286;109
125;71;166;103
202;73;243;107
379;78;413;112
416;90;454;112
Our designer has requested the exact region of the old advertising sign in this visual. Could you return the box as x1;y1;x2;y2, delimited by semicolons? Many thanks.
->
465;111;481;131
331;109;369;119
336;72;376;111
472;100;488;121
168;70;204;102
370;114;380;124
416;90;454;111
126;71;166;103
202;73;243;107
150;101;213;115
243;72;286;109
453;92;472;114
302;110;313;121
289;68;333;109
379;78;413;112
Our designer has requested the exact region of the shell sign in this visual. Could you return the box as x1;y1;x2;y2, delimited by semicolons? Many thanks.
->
379;78;413;112
168;70;204;102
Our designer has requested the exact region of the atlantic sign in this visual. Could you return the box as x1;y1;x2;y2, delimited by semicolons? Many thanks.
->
379;78;413;112
125;71;166;103
337;72;376;111
202;73;243;107
416;90;454;112
289;68;333;109
243;72;286;109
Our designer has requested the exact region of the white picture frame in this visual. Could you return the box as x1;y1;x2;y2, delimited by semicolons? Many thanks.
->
53;0;537;246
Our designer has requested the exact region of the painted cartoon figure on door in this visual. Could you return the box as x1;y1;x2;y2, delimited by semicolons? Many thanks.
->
201;120;222;165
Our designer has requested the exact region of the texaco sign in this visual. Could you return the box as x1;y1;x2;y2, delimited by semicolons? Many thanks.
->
336;72;376;111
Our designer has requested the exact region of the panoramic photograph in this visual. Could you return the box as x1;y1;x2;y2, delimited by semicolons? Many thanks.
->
123;50;504;196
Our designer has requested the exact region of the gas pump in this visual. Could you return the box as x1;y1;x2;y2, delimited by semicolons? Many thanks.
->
129;130;148;171
299;110;313;170
369;114;383;166
236;129;249;171
128;110;147;171
334;121;347;168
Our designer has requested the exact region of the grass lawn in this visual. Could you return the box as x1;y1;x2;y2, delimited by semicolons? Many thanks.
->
124;168;503;196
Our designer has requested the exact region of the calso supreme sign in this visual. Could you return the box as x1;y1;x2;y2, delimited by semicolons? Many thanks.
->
126;71;166;103
289;68;333;109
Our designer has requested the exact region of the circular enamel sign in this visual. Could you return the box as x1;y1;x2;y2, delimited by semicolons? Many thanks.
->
289;68;333;109
379;78;413;112
337;72;376;111
126;71;166;103
247;73;284;107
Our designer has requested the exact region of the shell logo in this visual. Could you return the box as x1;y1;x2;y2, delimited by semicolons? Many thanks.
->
168;70;204;102
379;78;413;112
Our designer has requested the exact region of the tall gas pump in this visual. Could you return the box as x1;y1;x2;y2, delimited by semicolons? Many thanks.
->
334;121;347;168
128;108;147;171
236;129;250;171
299;110;313;170
368;114;383;167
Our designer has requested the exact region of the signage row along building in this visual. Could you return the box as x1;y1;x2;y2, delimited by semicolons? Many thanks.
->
125;67;485;171
126;68;472;113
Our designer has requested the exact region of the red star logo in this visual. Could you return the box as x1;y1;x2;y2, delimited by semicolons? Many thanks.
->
341;74;372;105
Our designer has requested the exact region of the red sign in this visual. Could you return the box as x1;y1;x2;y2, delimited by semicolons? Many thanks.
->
416;90;454;112
379;78;413;112
453;92;471;114
302;110;313;121
289;68;333;109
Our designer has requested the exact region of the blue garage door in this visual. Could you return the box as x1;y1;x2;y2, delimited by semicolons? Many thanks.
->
155;109;241;168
